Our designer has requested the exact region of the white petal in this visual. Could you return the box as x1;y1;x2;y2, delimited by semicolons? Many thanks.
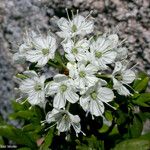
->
36;57;48;67
57;116;71;132
108;34;119;47
13;53;26;63
62;39;74;53
101;51;117;64
53;74;68;82
57;18;70;31
46;111;56;123
19;79;35;93
113;78;130;96
26;50;42;62
47;36;57;53
69;113;81;134
76;39;89;51
28;91;43;105
116;47;128;60
57;121;70;132
23;70;38;78
56;31;71;38
65;90;79;103
69;113;80;123
80;21;94;35
90;100;104;116
97;87;114;102
86;75;98;86
73;15;85;28
33;37;45;49
45;82;59;96
80;96;90;111
86;64;98;74
75;78;85;89
113;61;122;74
122;69;136;84
53;93;66;108
65;53;76;62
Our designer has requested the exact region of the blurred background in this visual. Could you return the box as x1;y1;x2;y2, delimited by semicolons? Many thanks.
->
0;0;149;125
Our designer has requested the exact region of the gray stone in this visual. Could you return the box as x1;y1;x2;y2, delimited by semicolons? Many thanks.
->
0;0;149;132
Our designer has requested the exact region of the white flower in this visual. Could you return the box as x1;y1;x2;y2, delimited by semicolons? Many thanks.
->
62;39;89;62
88;34;117;70
13;31;37;63
115;47;128;61
26;34;57;67
80;81;114;117
57;14;94;39
112;61;136;96
46;109;83;136
67;62;98;93
19;71;45;105
45;74;79;109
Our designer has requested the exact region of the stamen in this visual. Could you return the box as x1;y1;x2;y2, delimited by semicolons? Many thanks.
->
104;102;116;110
86;110;90;117
45;122;57;131
122;82;139;94
92;115;94;120
76;9;79;16
130;63;139;70
118;38;127;46
71;10;74;18
65;8;71;22
85;10;93;20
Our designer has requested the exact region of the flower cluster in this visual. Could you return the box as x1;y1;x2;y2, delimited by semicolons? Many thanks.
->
14;11;136;136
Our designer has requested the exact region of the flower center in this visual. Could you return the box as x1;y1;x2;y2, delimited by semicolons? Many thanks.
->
72;48;78;54
60;84;67;92
115;74;123;81
72;24;77;32
42;48;49;55
79;71;86;78
95;51;102;58
63;114;69;120
90;91;97;100
34;84;42;91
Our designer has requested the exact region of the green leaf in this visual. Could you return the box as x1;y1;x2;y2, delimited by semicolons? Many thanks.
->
0;125;37;149
12;101;29;112
133;93;150;107
76;135;104;150
22;124;42;132
139;132;150;140
40;128;54;150
116;110;128;125
128;114;143;138
99;124;109;133
105;110;113;121
16;74;28;80
17;147;32;150
55;51;66;69
133;72;149;93
0;136;4;145
9;110;35;120
113;138;150;150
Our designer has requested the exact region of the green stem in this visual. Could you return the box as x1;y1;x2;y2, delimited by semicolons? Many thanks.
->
96;74;112;78
47;61;61;69
55;51;66;69
66;102;71;111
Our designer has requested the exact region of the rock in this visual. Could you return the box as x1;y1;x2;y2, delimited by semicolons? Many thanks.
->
0;0;149;126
